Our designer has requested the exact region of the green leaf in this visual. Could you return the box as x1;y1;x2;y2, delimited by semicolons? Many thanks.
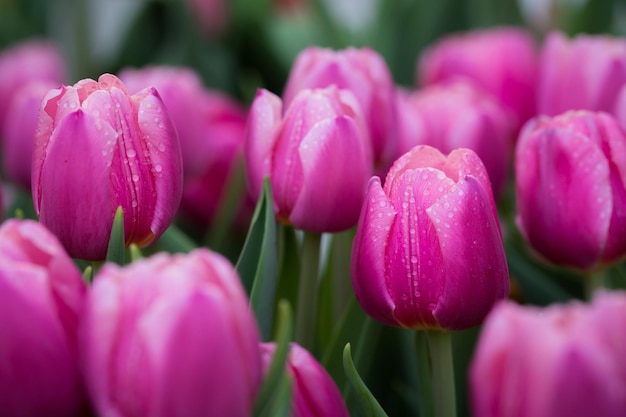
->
105;206;126;265
254;300;294;417
157;224;197;254
236;178;279;340
343;343;388;417
82;265;93;285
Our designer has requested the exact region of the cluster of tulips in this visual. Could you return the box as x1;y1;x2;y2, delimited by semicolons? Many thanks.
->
1;22;626;417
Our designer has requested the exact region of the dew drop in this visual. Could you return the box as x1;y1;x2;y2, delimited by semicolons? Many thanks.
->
154;164;163;173
127;149;136;158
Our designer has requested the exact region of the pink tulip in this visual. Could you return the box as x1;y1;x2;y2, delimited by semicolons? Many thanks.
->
470;291;626;417
0;219;87;417
418;27;538;130
395;81;514;198
0;39;66;130
81;249;262;417
32;73;183;261
245;86;371;233
2;81;57;188
282;46;397;170
351;145;509;330
538;31;626;116
515;110;626;269
260;342;350;417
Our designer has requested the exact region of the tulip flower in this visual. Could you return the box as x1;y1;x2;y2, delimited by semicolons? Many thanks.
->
32;73;183;261
184;0;229;36
282;46;397;170
0;219;87;417
515;110;626;270
538;31;626;116
351;145;509;330
260;342;350;417
81;249;262;417
470;291;626;417
0;39;66;130
395;81;513;198
418;27;538;130
2;81;57;188
245;86;371;233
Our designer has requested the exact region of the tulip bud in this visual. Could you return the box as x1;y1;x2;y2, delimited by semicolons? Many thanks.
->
245;86;371;233
470;292;626;417
81;249;262;417
32;73;183;261
260;342;350;417
538;31;626;116
418;27;538;130
0;39;66;130
0;219;87;417
282;46;397;170
351;145;509;330
515;110;626;270
395;81;514;198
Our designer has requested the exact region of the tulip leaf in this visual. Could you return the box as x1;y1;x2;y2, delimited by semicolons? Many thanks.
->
254;300;294;417
157;224;197;254
105;206;126;265
82;265;93;285
343;343;389;417
236;177;279;340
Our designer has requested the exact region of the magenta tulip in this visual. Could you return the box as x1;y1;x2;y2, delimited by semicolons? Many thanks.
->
538;31;626;116
32;73;183;260
81;249;262;417
470;291;626;417
260;342;350;417
245;86;371;233
395;81;513;198
515;110;626;269
351;145;509;330
418;27;538;130
0;219;87;417
282;46;397;170
0;39;65;130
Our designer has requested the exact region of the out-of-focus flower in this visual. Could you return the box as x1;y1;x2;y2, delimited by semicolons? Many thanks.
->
260;342;350;417
2;81;57;188
515;110;626;270
0;219;87;417
184;0;229;36
395;81;513;198
245;86;371;233
470;291;626;417
120;66;251;230
32;73;183;261
418;27;538;130
537;31;626;116
0;39;66;130
81;249;262;417
351;145;509;330
282;46;396;170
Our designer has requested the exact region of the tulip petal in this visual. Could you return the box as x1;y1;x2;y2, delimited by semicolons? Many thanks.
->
516;127;612;268
288;115;370;232
350;177;397;327
38;110;116;260
245;89;282;202
427;175;509;329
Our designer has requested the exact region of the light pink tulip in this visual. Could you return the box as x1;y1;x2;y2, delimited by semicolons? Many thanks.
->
418;27;538;130
282;46;397;170
351;145;509;330
538;31;626;116
470;291;626;417
81;249;262;417
0;39;65;130
395;81;513;198
260;342;350;417
0;219;87;417
32;73;183;261
245;86;371;233
515;110;626;269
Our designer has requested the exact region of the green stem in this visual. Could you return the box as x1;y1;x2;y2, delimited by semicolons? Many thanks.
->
331;229;355;320
426;330;457;417
294;232;322;351
585;268;607;300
